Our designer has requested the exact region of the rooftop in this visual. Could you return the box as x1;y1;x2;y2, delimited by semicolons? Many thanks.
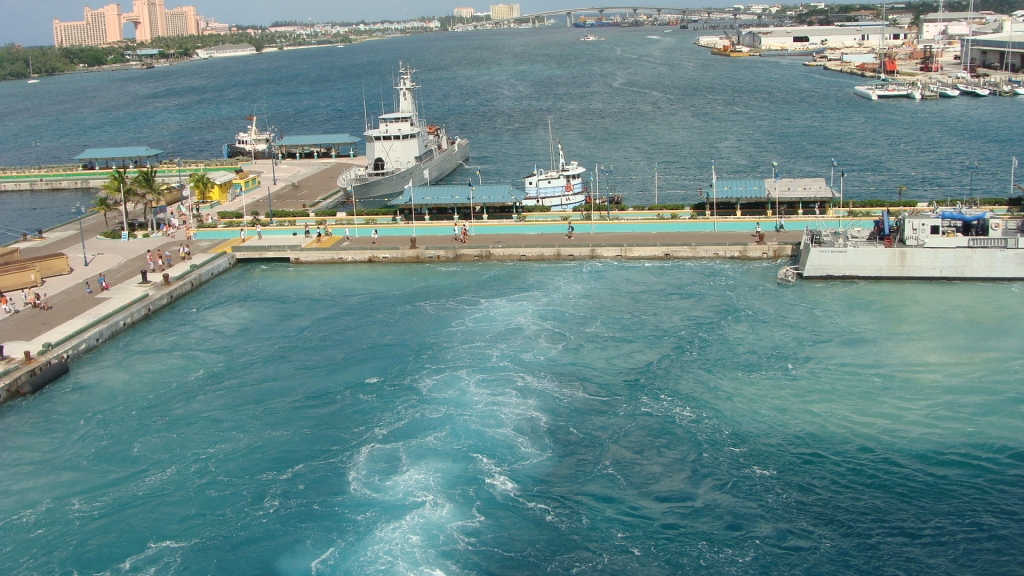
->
73;146;164;161
388;185;522;207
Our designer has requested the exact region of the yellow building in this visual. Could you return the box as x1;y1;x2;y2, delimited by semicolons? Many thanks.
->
207;171;260;203
490;3;520;20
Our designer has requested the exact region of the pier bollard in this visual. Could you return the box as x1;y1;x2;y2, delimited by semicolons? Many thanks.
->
140;270;149;284
162;272;170;286
409;237;418;249
24;350;32;363
0;344;4;359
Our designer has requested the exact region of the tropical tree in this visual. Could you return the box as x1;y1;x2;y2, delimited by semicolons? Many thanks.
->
189;171;214;203
896;184;907;203
131;166;168;231
90;192;119;229
101;167;132;230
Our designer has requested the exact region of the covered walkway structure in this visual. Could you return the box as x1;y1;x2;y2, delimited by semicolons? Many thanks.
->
274;135;360;160
388;185;522;221
73;146;164;169
710;177;835;216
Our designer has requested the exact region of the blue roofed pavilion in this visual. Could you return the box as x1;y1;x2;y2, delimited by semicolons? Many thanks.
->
388;185;522;208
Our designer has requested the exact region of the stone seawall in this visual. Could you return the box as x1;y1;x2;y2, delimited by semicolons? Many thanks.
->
233;242;798;264
0;253;237;405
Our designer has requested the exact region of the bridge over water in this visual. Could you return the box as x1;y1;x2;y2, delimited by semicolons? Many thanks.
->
490;6;773;27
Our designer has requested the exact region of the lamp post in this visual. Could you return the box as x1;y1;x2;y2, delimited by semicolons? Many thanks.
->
32;142;40;170
73;203;88;267
830;157;837;189
772;160;780;225
269;141;277;185
711;162;718;232
266;185;273;225
967;161;978;200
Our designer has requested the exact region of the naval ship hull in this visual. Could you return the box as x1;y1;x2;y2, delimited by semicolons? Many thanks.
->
332;139;470;206
798;239;1024;280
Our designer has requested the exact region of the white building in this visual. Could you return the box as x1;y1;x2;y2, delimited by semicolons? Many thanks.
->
919;12;998;40
738;25;915;50
490;4;519;20
967;31;1024;72
453;7;475;18
194;43;256;58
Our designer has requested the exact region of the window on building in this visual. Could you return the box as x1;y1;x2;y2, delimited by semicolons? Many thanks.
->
793;36;810;42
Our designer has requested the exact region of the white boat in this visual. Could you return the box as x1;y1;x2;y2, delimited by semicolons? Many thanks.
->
579;34;600;41
521;128;588;212
955;84;991;96
795;210;1024;280
26;79;39;84
225;113;275;159
853;81;922;100
935;85;960;97
1013;86;1024;96
335;64;469;203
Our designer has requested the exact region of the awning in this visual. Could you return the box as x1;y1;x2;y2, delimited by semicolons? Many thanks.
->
388;185;522;207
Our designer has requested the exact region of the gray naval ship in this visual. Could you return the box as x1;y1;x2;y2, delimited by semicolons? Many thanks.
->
785;207;1024;281
332;64;469;206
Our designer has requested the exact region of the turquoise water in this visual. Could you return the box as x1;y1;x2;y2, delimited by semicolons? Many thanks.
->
195;218;872;239
2;261;1023;574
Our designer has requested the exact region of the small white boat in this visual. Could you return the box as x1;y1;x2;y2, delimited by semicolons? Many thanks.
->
935;85;960;98
579;34;600;41
854;81;921;100
1013;86;1024;96
955;84;990;96
26;79;40;84
521;125;588;212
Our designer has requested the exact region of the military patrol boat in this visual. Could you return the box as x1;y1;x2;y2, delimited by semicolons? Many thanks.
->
336;64;470;203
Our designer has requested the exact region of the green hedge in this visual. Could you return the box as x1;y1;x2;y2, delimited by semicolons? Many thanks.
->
521;205;552;213
647;204;689;211
266;209;309;218
850;200;918;208
99;229;121;239
313;209;337;217
217;210;243;219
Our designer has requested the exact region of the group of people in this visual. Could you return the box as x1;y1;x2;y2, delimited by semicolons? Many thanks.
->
0;289;50;314
303;223;334;243
145;245;191;273
452;222;470;243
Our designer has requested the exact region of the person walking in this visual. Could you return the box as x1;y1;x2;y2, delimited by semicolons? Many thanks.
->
371;229;378;245
164;249;172;266
157;252;165;272
146;250;154;272
185;244;191;261
566;221;575;239
42;293;50;311
256;222;262;240
344;227;350;240
85;281;92;295
304;223;311;238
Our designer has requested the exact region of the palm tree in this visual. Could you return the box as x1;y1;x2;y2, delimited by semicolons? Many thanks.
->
90;192;119;229
101;167;132;231
189;171;214;203
896;184;907;203
131;166;167;231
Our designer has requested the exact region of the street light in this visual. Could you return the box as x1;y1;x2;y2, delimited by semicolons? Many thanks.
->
73;203;88;267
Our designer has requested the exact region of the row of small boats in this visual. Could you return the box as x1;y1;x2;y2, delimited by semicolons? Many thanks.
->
853;77;1024;100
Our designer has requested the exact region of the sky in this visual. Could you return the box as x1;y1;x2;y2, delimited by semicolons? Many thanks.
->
2;0;735;47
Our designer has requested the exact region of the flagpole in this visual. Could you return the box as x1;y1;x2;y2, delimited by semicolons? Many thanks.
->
712;162;717;232
409;180;416;237
350;186;358;237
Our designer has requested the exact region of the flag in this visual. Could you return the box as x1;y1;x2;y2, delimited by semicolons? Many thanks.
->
1015;157;1019;169
832;158;837;167
405;179;413;189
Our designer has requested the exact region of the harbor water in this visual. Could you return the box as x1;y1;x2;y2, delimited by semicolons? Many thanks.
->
1;261;1023;573
3;26;1024;232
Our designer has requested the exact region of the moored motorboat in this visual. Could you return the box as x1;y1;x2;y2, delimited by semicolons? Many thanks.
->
956;83;990;96
521;128;588;212
935;85;960;97
225;114;275;159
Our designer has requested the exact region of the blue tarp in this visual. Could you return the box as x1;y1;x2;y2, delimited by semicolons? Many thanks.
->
939;211;989;223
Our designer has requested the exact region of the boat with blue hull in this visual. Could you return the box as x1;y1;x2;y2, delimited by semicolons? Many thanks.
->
520;129;588;212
